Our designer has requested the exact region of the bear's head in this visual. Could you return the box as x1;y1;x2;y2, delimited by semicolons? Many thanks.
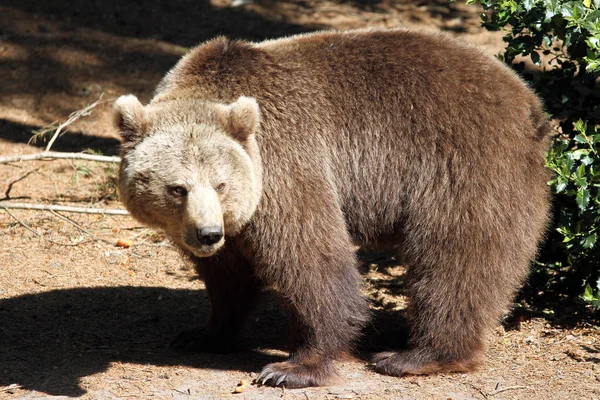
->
113;95;262;257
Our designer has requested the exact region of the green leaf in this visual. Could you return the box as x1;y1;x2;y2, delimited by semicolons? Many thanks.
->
574;120;587;133
577;163;587;178
524;0;536;10
571;149;590;159
582;283;595;301
574;134;588;143
581;283;600;307
556;180;568;193
582;156;594;166
586;37;600;50
565;151;576;166
577;186;591;210
581;232;597;249
585;60;600;72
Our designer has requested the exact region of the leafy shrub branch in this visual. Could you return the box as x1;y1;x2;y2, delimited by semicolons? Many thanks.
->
466;0;600;308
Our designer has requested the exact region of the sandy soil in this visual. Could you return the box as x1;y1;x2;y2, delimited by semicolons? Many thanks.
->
1;1;599;399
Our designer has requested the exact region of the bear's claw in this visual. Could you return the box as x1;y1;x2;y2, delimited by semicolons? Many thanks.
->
255;360;336;388
256;367;285;387
260;372;275;386
275;374;287;386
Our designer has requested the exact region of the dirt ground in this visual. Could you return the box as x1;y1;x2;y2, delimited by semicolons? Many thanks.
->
1;1;599;399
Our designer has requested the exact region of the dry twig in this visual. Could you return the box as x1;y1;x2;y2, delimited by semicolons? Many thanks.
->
3;168;40;199
0;384;22;393
1;205;90;246
49;210;114;244
0;94;121;165
29;94;104;151
466;383;489;399
0;202;128;215
0;151;120;164
488;385;531;396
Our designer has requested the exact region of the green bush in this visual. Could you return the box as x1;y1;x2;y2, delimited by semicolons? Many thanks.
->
466;0;600;308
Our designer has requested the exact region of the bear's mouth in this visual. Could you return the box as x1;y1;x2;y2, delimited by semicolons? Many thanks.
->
181;228;225;257
189;243;222;258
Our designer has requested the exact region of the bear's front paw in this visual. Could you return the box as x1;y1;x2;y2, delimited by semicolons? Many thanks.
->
256;360;338;388
169;326;236;354
373;350;479;376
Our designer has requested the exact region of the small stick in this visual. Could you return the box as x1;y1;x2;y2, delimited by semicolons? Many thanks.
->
3;168;40;199
466;383;489;399
0;202;128;215
0;384;22;393
0;151;120;164
44;94;104;152
49;210;114;244
1;206;89;246
488;385;531;396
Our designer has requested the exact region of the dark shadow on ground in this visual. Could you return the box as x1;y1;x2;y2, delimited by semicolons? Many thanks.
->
0;286;287;396
0;252;413;397
0;119;120;155
9;248;589;397
343;0;471;24
0;0;317;120
356;249;410;353
0;1;317;122
0;0;481;122
1;0;315;47
357;247;600;337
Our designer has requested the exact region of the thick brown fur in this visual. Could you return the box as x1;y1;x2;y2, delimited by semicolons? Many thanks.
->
114;29;551;388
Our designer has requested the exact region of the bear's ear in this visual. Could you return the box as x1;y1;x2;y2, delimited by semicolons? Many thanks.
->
223;96;260;142
113;95;147;145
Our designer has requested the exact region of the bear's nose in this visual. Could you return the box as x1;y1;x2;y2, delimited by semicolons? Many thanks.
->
197;226;223;246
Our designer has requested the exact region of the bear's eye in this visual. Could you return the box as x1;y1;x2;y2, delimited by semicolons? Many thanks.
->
168;185;188;197
215;182;226;193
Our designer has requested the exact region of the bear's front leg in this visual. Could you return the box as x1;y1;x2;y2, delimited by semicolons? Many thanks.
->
170;249;261;353
252;202;369;388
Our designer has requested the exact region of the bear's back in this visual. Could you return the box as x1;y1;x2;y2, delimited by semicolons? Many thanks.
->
153;29;550;244
155;29;546;149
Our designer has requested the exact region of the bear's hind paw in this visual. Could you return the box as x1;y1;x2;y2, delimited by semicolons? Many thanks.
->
373;350;480;376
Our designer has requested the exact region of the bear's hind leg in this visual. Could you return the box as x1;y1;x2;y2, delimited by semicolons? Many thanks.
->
373;220;534;376
170;250;260;353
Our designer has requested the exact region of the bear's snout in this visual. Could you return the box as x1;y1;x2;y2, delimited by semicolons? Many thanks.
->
197;225;224;246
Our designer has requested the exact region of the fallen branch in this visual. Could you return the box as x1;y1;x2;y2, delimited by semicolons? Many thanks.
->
466;383;489;399
28;94;105;151
2;206;90;246
49;210;114;244
0;151;120;164
3;168;40;199
1;94;122;165
0;202;128;215
0;384;22;393
488;385;531;397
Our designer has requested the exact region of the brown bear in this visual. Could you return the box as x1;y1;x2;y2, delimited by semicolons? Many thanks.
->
114;28;550;388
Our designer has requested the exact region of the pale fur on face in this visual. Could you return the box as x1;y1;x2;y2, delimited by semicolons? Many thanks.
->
114;95;262;257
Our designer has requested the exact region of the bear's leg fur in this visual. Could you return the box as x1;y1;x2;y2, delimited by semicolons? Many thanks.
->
254;192;370;388
170;249;261;353
373;202;537;376
256;261;368;388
